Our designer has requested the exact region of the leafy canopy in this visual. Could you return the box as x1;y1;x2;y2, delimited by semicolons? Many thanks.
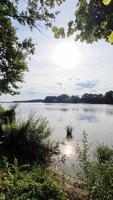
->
53;0;113;44
0;0;65;95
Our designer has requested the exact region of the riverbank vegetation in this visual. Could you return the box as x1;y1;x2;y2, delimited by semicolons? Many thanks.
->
0;106;113;199
0;106;53;165
0;158;66;200
0;106;67;199
77;132;113;200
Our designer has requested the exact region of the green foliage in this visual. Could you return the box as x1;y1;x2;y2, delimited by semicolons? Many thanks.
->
0;109;16;125
2;115;53;164
79;131;89;182
0;0;65;95
86;160;113;200
0;158;66;200
96;144;113;163
0;105;5;113
0;7;34;95
73;0;113;44
52;26;65;38
78;132;113;200
53;0;113;44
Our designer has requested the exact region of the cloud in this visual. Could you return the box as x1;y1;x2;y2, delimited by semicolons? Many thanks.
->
75;80;99;89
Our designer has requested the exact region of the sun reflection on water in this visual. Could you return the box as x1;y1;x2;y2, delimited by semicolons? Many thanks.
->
64;144;74;157
60;141;75;157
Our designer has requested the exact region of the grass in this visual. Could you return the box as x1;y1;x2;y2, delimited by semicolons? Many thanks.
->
1;114;53;165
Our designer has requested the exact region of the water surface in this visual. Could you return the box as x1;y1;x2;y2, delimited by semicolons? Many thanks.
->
2;103;113;146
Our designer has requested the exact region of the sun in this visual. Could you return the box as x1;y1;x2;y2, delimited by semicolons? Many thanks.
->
53;41;82;69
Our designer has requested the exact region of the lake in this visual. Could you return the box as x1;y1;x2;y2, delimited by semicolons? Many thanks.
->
1;102;113;177
2;103;113;146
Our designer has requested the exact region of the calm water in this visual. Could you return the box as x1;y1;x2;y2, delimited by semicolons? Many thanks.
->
2;103;113;146
2;103;113;177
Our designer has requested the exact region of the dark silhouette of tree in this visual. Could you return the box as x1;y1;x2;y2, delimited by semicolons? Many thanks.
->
43;91;113;104
81;93;104;104
104;90;113;104
70;95;80;103
44;96;57;103
56;94;70;103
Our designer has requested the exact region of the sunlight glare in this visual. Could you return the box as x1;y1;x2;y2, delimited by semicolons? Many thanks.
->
53;42;82;69
64;144;74;157
60;141;75;157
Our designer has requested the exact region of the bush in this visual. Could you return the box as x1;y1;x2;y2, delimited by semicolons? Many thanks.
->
0;105;5;113
0;105;5;138
78;132;113;200
88;162;113;200
2;115;53;164
96;144;113;163
0;158;66;200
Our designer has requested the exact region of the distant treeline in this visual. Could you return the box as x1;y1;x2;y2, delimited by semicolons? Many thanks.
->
44;90;113;104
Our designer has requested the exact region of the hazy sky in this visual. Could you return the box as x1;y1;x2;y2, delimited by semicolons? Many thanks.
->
1;1;113;101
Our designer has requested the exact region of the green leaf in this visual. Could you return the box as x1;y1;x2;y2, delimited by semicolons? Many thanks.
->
102;0;111;5
108;32;113;43
52;26;58;33
54;33;60;39
58;27;64;34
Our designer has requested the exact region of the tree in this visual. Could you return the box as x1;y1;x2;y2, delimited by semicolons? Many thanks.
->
70;95;80;103
57;94;70;103
44;96;57;103
104;90;113;104
52;0;113;44
71;0;113;43
0;0;65;95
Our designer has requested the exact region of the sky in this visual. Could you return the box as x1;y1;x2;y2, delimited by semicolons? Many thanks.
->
1;0;113;101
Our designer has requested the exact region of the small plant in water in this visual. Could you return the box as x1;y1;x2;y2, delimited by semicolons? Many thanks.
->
66;125;73;139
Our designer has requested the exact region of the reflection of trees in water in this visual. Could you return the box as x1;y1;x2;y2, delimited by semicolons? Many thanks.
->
45;107;69;112
61;109;68;112
106;109;113;115
83;108;98;113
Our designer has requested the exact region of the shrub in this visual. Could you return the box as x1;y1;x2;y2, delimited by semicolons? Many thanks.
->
88;162;113;200
78;132;113;200
0;105;5;138
3;115;53;164
0;105;5;113
96;144;113;163
0;158;66;200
